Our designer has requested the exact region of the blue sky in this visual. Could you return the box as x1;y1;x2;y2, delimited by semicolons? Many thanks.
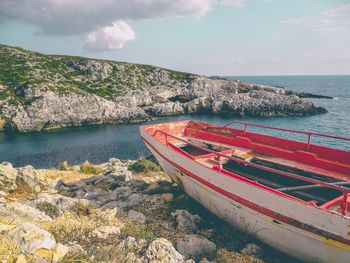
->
0;0;349;76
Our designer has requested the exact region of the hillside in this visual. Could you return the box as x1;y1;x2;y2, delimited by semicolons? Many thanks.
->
0;44;326;132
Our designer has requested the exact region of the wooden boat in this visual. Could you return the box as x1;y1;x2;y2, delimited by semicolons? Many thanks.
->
140;120;350;262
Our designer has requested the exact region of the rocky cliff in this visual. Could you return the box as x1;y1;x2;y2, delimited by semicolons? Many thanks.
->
0;44;326;132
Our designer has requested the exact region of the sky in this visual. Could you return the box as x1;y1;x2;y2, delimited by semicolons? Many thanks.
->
0;0;349;76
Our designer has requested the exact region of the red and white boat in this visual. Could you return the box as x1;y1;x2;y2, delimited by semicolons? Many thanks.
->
140;120;350;263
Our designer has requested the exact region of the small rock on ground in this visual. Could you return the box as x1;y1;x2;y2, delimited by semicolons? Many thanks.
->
177;235;216;260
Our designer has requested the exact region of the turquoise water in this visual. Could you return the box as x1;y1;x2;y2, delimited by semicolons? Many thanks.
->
0;75;349;168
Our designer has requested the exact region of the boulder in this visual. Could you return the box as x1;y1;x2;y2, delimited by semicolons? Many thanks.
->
5;223;69;262
240;243;262;257
0;162;18;192
6;223;56;252
16;166;51;193
176;235;216;260
171;210;201;231
143;238;187;263
128;210;147;224
0;202;52;222
117;236;147;253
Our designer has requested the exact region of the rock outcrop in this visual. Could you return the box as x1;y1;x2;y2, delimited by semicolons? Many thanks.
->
0;158;298;262
0;44;327;132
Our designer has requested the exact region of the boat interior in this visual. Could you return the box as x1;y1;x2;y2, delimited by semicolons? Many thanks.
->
144;120;350;216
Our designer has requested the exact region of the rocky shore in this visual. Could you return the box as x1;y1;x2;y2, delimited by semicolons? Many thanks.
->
0;44;327;133
0;158;298;263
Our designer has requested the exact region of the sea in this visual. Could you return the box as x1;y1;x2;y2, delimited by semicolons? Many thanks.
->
0;75;349;168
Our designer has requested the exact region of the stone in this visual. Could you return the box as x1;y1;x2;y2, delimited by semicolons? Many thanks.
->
143;238;187;263
0;162;18;192
0;202;52;222
16;255;27;263
128;210;147;224
176;235;216;260
6;223;56;253
52;243;69;262
240;243;262;257
199;258;212;263
16;166;51;192
171;210;201;231
0;190;8;197
117;236;147;253
91;225;120;239
66;244;86;257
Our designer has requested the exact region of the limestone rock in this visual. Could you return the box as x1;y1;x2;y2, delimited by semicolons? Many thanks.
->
118;236;147;253
143;238;187;263
240;243;262;257
0;162;18;192
171;210;201;231
16;166;51;193
16;255;26;263
6;223;56;253
176;235;216;260
128;210;147;224
0;202;52;222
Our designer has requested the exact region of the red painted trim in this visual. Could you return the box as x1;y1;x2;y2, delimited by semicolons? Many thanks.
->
141;135;350;246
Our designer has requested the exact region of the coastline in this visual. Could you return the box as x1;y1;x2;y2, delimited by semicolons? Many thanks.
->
0;158;296;263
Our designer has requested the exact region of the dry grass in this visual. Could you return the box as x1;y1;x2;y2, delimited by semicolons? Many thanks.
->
59;161;70;171
40;206;122;244
40;212;102;244
216;248;264;263
0;234;19;263
61;244;126;263
4;185;37;202
41;169;95;184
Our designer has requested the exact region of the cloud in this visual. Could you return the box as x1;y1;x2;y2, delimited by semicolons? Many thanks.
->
85;20;136;51
0;0;213;36
282;3;350;34
220;0;246;7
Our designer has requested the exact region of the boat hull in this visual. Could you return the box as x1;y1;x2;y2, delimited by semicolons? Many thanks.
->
141;130;350;263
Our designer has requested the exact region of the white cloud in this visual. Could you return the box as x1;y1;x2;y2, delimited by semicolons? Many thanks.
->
85;20;136;51
0;0;213;36
282;3;350;34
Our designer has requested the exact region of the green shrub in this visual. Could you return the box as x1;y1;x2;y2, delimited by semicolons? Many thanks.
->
80;161;103;175
128;159;161;173
59;161;69;171
37;201;60;218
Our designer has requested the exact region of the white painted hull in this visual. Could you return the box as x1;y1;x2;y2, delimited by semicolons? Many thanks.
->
141;130;350;263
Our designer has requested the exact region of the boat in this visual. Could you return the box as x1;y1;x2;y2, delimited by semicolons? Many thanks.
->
140;120;350;262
